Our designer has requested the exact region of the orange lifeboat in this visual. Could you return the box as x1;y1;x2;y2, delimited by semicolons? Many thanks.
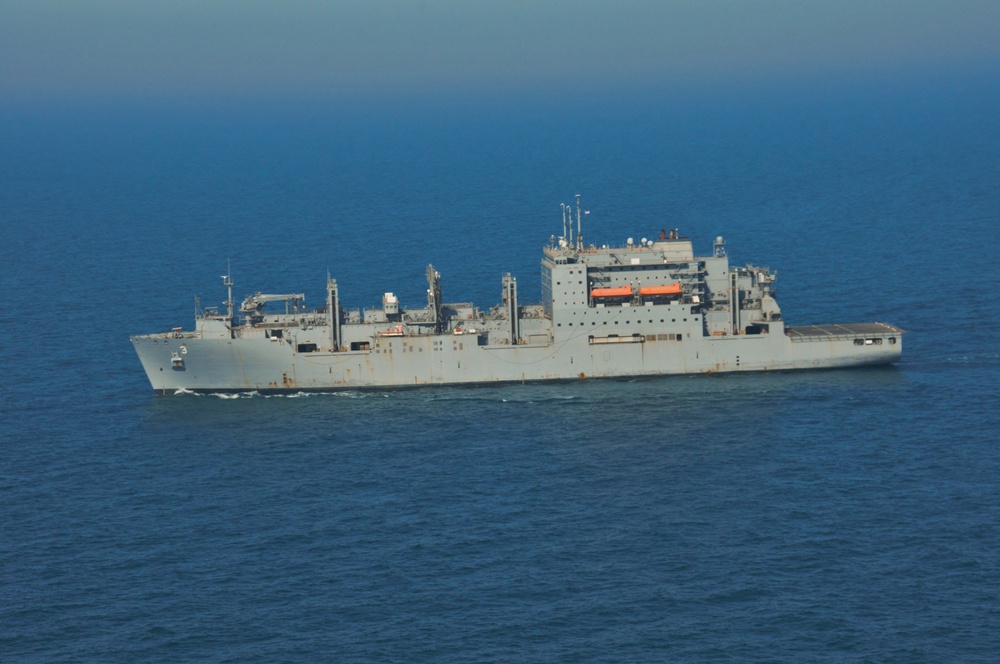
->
639;283;682;297
590;285;633;299
379;325;405;337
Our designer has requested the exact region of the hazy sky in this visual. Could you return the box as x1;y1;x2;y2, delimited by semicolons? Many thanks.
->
2;0;999;102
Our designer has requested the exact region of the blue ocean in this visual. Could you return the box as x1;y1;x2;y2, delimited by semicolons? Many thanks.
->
3;72;999;661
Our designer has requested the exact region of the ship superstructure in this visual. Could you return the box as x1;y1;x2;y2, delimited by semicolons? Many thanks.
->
132;197;904;394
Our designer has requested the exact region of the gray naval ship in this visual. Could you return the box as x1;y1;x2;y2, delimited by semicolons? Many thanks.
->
132;197;904;394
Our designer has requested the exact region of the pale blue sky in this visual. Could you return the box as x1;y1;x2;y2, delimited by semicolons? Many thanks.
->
2;0;999;102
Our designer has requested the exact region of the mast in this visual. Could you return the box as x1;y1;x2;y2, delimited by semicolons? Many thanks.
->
326;272;341;351
222;260;234;321
561;203;568;245
426;264;443;334
502;273;520;344
575;194;582;250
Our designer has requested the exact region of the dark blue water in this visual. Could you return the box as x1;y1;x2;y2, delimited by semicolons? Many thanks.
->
4;73;1000;662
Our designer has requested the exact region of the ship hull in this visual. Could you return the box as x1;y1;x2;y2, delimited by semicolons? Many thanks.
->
132;325;903;394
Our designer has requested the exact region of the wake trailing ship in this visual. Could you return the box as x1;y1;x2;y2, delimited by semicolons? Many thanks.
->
132;197;904;394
